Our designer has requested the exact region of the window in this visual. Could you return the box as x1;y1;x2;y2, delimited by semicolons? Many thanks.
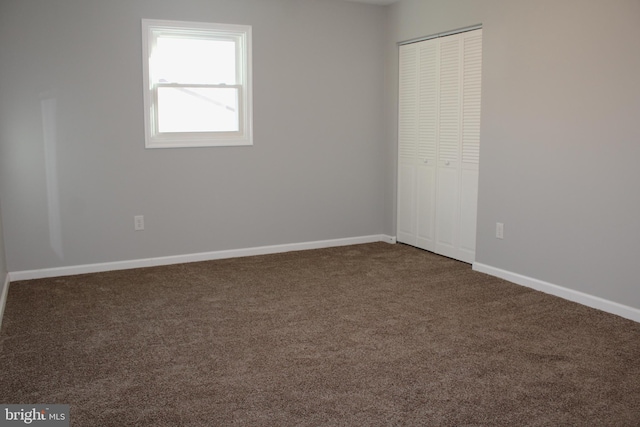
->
142;19;252;148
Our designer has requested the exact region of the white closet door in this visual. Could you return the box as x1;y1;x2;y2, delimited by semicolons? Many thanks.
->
397;29;482;264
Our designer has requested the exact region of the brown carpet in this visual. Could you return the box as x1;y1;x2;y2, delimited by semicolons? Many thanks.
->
1;242;639;426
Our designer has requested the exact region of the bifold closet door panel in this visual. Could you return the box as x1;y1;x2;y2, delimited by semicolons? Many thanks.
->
458;30;483;262
414;39;438;251
434;33;462;256
397;43;419;246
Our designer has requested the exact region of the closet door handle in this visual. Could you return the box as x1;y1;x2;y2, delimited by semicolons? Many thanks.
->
423;159;429;164
445;160;450;166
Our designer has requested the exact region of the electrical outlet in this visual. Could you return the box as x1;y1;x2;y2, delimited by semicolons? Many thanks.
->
134;215;144;231
496;222;504;239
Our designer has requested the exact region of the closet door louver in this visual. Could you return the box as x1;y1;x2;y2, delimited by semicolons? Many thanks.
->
417;41;438;162
397;29;482;264
398;46;418;161
462;32;482;165
437;37;461;166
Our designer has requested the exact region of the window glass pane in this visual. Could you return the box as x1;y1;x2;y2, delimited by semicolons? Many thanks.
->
153;37;236;85
157;87;239;133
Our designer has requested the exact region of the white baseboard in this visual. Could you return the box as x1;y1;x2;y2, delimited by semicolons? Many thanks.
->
9;234;397;282
0;273;9;330
473;262;640;323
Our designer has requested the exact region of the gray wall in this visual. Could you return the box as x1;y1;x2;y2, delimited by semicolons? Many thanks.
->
0;0;387;271
386;0;640;309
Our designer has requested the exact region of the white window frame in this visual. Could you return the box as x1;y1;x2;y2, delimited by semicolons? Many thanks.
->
141;19;253;148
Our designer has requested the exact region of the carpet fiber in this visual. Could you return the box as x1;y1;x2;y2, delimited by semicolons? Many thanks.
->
1;243;639;425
